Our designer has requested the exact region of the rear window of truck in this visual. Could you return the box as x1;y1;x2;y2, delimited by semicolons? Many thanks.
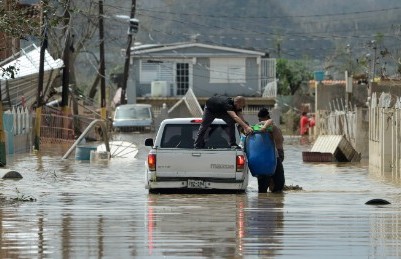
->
160;124;231;149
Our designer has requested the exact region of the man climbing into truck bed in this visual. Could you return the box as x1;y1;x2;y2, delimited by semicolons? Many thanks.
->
194;95;254;149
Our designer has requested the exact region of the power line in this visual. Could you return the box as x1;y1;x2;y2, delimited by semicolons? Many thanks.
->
136;6;401;20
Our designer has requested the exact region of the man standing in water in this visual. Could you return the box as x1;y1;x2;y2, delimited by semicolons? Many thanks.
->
194;95;253;148
256;108;285;193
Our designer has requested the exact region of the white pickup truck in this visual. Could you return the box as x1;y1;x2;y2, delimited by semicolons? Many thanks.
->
144;118;249;193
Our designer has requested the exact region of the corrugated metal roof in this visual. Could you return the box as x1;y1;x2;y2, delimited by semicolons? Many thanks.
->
0;44;64;109
310;135;361;162
0;44;63;80
168;88;202;118
311;135;344;154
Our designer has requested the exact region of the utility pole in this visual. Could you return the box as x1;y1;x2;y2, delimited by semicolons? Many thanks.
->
61;31;71;140
61;1;72;140
0;83;6;166
120;0;137;105
367;40;377;96
34;2;48;151
345;44;353;107
99;0;106;119
372;40;377;81
277;42;281;58
61;32;70;109
61;0;71;111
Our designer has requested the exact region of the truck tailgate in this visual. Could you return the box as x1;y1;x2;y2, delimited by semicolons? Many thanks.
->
156;149;240;178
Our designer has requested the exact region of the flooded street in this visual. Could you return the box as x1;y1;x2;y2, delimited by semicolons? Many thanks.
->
1;133;401;258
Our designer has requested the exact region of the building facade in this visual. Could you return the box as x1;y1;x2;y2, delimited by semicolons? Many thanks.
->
127;42;276;103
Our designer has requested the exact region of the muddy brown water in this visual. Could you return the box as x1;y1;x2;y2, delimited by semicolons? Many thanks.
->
0;133;401;258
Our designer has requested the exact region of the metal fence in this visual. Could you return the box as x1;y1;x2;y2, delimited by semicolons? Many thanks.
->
40;108;75;144
1;105;107;155
39;106;103;144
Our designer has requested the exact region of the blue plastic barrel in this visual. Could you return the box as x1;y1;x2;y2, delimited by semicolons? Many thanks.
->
75;146;98;160
245;132;277;176
314;71;325;82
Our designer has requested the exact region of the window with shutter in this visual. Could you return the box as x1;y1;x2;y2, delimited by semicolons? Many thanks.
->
210;58;246;83
140;61;175;84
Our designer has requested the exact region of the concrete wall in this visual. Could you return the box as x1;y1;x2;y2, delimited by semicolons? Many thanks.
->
369;92;401;175
315;83;369;111
369;107;399;174
371;82;401;99
354;108;369;158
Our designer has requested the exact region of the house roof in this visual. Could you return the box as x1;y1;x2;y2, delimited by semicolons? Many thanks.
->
0;44;64;80
0;44;64;109
131;42;266;57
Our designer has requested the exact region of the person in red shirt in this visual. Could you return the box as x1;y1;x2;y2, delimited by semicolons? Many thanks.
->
300;112;310;135
309;114;316;128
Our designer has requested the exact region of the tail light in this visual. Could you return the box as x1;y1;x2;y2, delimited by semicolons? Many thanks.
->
236;155;245;172
148;154;156;171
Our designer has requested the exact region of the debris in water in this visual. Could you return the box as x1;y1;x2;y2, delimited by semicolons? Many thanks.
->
283;184;303;191
2;171;23;179
365;199;391;205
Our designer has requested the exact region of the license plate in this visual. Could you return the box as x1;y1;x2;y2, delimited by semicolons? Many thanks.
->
187;179;205;188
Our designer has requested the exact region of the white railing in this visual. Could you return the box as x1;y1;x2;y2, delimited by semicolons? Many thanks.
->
262;80;277;98
317;99;362;152
3;106;32;154
261;58;277;98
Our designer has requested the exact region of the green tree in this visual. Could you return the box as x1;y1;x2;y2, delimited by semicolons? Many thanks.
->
276;59;312;95
0;2;41;78
0;3;40;39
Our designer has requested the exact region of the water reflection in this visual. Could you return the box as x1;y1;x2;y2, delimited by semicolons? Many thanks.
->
243;193;284;257
146;193;286;257
145;194;247;257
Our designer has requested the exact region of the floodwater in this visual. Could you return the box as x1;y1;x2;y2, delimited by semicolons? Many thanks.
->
1;133;401;258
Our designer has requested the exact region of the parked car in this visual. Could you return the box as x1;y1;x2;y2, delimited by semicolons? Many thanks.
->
112;104;154;132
